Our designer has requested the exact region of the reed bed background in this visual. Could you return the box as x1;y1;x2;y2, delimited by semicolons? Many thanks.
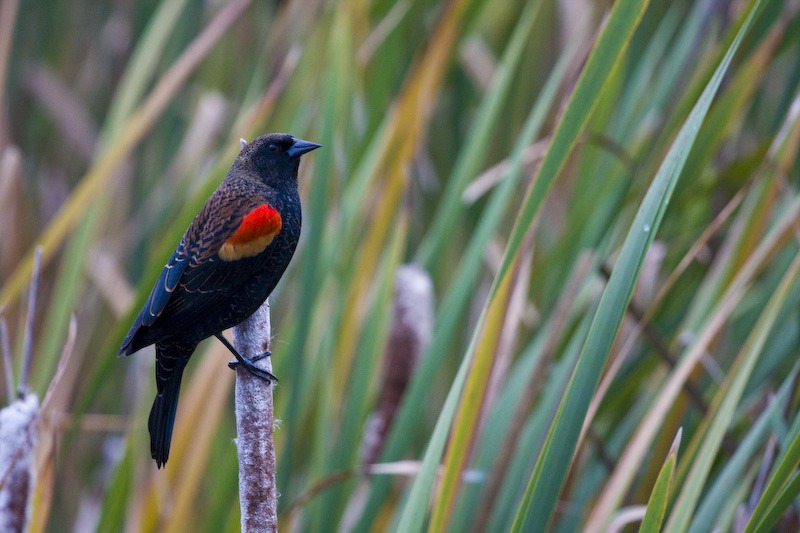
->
2;0;800;531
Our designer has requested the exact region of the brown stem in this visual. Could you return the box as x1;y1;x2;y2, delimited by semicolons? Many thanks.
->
232;299;277;532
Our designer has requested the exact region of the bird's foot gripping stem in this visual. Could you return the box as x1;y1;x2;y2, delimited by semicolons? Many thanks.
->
215;333;278;383
228;353;277;383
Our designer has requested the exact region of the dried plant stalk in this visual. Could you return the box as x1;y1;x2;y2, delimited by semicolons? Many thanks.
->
232;299;277;532
362;264;434;467
340;264;434;532
0;393;38;533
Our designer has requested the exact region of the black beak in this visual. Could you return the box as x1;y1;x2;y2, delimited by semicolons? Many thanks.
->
288;137;322;159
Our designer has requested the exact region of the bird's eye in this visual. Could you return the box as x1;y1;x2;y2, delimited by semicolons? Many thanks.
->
268;144;278;153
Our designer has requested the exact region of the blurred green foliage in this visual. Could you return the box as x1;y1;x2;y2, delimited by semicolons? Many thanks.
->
2;0;800;531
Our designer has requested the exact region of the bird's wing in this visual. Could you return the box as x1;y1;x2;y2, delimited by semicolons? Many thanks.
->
141;241;190;327
155;200;283;328
118;240;191;354
173;198;282;292
119;195;284;354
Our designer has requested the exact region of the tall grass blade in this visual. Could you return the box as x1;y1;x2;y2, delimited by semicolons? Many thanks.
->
640;429;681;533
666;250;800;532
512;0;764;529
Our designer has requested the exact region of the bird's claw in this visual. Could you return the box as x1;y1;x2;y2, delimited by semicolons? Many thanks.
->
251;351;271;363
228;351;278;383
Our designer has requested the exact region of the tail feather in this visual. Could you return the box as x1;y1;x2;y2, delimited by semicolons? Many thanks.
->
148;342;193;468
118;315;144;357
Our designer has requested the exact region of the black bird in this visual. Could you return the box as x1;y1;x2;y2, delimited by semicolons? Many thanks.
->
118;133;320;467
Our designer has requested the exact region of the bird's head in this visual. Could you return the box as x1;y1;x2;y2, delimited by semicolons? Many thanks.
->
235;133;321;189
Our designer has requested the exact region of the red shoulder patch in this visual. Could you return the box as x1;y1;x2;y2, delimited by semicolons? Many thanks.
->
218;205;282;261
227;205;282;245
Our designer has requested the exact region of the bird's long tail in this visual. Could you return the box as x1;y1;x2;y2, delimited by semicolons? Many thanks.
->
148;341;194;468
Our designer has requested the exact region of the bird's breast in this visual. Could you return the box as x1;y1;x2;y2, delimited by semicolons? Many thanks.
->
218;204;282;262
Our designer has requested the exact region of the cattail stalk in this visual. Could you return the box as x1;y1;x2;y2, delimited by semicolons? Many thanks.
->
0;393;38;533
232;299;277;532
361;264;434;467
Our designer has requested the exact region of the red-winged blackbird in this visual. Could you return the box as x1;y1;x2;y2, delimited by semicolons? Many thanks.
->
118;133;320;468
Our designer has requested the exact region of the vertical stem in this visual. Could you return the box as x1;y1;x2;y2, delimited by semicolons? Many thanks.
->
0;318;13;404
0;0;21;146
232;299;277;532
18;246;42;397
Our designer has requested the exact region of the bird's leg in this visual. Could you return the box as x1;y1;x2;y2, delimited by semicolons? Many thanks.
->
215;333;278;383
